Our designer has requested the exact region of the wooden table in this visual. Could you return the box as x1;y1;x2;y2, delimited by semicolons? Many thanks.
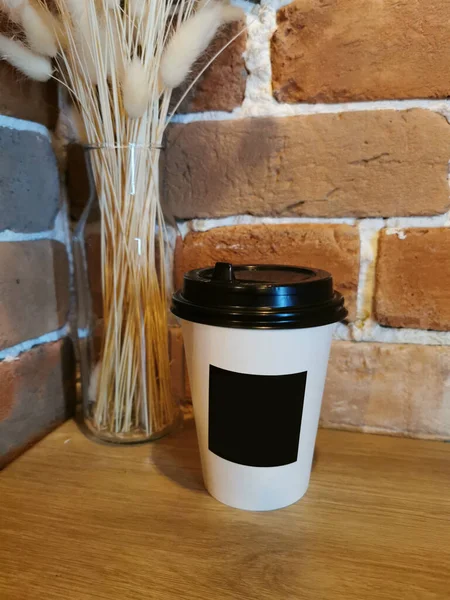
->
1;419;449;600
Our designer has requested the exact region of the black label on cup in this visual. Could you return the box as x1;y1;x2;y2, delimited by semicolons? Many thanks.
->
208;365;307;468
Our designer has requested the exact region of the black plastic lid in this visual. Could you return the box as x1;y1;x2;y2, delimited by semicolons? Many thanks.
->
171;263;347;330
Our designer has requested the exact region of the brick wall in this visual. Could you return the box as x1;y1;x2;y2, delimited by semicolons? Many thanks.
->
3;0;449;458
166;0;450;440
0;107;75;464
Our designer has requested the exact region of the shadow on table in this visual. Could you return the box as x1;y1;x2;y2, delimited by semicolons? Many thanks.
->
151;417;205;492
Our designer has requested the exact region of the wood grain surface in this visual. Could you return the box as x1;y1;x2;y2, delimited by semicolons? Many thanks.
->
0;418;449;600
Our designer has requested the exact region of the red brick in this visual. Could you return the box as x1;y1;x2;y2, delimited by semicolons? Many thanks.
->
172;21;247;114
177;224;360;320
164;111;450;219
0;240;70;350
375;229;450;331
321;341;450;440
0;380;14;422
0;338;76;467
67;144;92;221
0;15;58;128
0;63;58;129
85;223;103;318
271;0;450;103
92;319;103;361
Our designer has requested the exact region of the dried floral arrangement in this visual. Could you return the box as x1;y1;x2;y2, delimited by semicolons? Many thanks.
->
0;0;244;441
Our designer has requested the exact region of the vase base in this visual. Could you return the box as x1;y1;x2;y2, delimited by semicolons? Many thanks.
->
84;410;183;445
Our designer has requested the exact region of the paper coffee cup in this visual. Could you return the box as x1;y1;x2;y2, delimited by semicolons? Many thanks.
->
172;263;347;511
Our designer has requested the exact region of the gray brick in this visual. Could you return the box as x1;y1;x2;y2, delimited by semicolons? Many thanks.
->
0;126;60;232
164;110;450;219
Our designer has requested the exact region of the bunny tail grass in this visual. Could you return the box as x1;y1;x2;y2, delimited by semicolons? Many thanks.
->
122;57;149;118
222;4;245;23
0;0;25;14
20;0;244;439
20;3;58;57
160;1;243;89
1;0;59;56
0;33;52;80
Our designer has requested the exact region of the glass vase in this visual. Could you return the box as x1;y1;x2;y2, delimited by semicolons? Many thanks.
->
73;145;181;443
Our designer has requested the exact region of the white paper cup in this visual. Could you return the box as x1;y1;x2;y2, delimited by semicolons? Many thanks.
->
172;263;347;511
